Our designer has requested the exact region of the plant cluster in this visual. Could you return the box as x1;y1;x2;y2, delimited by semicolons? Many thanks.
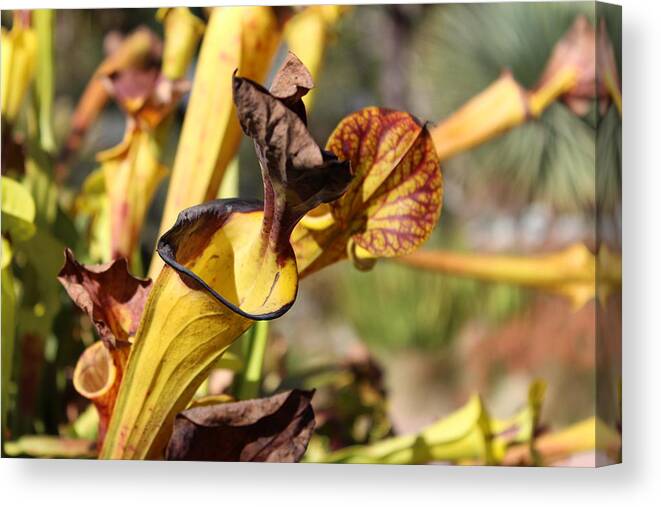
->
1;6;621;464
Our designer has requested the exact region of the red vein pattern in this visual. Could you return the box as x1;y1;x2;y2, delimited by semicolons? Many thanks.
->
326;107;443;258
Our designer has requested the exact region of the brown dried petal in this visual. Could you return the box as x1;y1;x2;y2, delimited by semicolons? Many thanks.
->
233;73;351;255
57;248;151;348
104;67;160;113
536;15;597;115
269;51;314;123
166;389;315;462
104;69;187;128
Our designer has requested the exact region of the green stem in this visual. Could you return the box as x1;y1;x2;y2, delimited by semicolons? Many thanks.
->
33;10;56;153
130;247;144;278
236;321;269;400
1;267;16;438
217;157;240;198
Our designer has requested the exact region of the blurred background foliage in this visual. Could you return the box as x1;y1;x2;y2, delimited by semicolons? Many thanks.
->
1;3;619;457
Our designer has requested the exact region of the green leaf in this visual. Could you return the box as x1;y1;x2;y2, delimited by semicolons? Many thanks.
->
1;265;16;434
24;153;58;226
69;404;100;442
33;9;56;153
319;395;487;464
1;237;11;269
15;228;65;338
1;176;36;241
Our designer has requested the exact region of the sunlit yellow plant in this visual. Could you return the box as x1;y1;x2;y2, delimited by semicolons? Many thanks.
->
100;54;351;459
1;13;37;124
429;15;606;161
157;7;205;81
150;6;282;278
0;5;621;468
314;381;546;465
93;8;202;261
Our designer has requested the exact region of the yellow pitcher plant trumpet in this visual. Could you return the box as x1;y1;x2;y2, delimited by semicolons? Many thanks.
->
99;53;351;459
429;16;620;161
1;13;37;124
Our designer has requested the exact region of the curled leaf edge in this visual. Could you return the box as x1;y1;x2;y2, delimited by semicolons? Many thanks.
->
156;198;297;321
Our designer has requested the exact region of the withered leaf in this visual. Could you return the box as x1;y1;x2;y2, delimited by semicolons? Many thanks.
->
104;66;160;112
233;73;351;255
104;68;189;129
166;389;315;462
536;15;597;115
57;27;162;178
270;51;314;102
269;51;314;123
57;248;151;348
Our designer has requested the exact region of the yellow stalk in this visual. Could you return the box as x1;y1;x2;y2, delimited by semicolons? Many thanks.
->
395;243;598;309
503;417;621;466
99;266;253;459
528;67;577;117
150;6;282;279
156;8;205;81
430;71;528;161
99;128;167;261
284;6;346;109
1;18;37;123
429;15;597;161
33;10;56;152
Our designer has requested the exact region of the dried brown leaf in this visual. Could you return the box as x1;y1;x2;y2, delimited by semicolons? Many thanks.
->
233;73;351;255
57;248;151;348
536;15;597;115
166;389;315;462
269;51;314;122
